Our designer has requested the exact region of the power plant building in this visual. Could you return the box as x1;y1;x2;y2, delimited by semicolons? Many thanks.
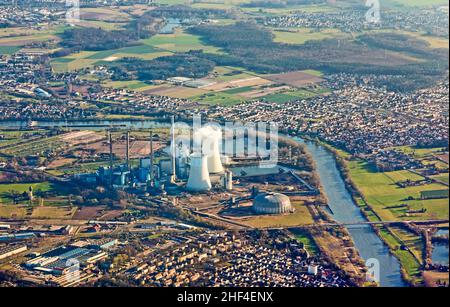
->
252;193;293;215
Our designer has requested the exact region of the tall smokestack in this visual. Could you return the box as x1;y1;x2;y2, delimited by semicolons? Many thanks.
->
109;131;113;187
150;129;154;182
170;116;176;183
126;131;130;170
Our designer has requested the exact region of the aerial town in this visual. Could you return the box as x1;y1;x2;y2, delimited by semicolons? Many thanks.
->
0;0;448;291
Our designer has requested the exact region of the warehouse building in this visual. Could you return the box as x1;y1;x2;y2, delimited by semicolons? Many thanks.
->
0;245;27;261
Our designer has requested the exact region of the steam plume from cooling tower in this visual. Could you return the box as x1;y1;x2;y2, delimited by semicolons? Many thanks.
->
194;126;224;174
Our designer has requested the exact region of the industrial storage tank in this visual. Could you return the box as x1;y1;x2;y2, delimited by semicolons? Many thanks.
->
186;153;212;192
252;193;293;214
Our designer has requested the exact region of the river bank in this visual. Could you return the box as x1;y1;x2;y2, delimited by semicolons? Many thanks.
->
310;138;426;286
294;137;406;287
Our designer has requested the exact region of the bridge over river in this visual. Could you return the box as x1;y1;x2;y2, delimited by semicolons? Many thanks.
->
263;219;450;230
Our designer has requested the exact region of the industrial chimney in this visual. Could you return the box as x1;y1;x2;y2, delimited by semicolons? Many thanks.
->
186;153;212;192
170;116;177;183
126;131;130;171
149;129;154;183
108;131;113;187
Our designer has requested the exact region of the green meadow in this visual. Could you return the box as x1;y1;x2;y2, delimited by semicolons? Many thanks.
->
141;29;222;54
386;0;449;7
347;160;449;221
192;92;245;106
0;182;53;203
0;46;20;55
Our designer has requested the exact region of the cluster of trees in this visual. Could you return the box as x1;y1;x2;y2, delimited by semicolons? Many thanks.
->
359;33;448;60
55;8;164;57
110;51;215;81
55;27;145;57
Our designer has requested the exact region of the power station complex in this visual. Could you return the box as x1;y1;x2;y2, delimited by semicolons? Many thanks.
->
75;117;233;195
73;117;303;218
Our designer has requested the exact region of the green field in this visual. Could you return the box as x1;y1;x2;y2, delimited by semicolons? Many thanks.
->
192;92;245;106
103;80;155;91
141;29;222;54
48;161;111;176
378;228;422;282
0;46;20;55
0;182;53;203
431;174;449;184
290;229;319;256
386;0;449;7
347;160;449;221
262;89;320;103
0;135;65;157
212;66;257;82
50;28;221;73
50;43;174;73
222;86;255;94
420;189;449;199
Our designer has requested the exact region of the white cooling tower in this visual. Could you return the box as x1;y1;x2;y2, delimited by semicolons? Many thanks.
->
186;153;212;192
202;128;224;174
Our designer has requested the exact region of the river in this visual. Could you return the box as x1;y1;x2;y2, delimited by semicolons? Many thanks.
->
1;119;407;286
295;139;406;287
432;229;449;266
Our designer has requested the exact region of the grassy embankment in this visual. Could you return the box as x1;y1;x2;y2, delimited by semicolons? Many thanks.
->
318;142;449;285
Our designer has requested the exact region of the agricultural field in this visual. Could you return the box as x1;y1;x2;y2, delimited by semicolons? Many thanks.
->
240;3;338;15
272;28;348;45
108;65;330;105
346;160;449;221
0;135;65;157
211;66;257;82
102;80;157;92
191;91;245;106
191;0;252;10
394;146;449;171
431;174;449;184
385;0;449;7
31;205;77;219
0;25;66;50
0;46;20;55
141;28;223;54
46;161;111;177
51;45;173;73
50;28;224;73
0;205;27;218
261;89;321;103
144;85;209;98
79;7;133;22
